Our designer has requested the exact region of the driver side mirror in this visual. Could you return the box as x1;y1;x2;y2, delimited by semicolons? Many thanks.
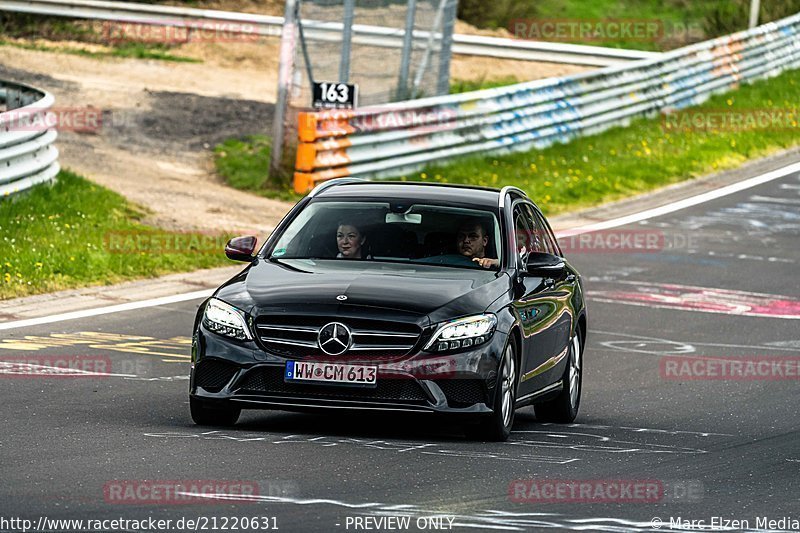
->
523;251;565;277
225;235;257;262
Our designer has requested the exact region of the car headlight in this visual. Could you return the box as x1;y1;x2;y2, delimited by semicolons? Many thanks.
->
425;314;497;352
202;298;252;341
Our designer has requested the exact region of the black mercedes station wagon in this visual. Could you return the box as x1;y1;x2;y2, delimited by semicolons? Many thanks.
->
190;179;587;441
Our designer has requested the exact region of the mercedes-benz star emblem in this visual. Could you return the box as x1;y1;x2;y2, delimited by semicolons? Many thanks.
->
318;322;352;355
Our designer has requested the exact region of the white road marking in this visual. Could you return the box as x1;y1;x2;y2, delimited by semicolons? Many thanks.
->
599;339;696;355
748;195;800;205
0;361;136;378
3;161;799;332
555;160;800;238
174;492;689;532
506;431;707;454
144;430;579;464
766;340;800;349
0;362;189;382
593;330;800;353
0;289;212;332
531;422;732;437
123;375;190;381
146;427;712;455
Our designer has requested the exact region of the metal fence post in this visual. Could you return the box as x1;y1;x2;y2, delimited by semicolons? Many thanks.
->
749;0;761;28
340;0;356;83
411;0;448;98
397;0;418;101
436;0;456;96
269;0;299;182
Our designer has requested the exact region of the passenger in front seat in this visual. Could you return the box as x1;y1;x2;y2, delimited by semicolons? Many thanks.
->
456;221;500;269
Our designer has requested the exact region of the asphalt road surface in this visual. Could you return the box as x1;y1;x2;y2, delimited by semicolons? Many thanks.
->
2;169;799;533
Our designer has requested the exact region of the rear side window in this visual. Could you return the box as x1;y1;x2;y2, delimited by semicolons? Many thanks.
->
527;205;561;256
513;205;531;259
513;203;546;263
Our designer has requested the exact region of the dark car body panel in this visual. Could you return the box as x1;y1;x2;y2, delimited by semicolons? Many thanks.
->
217;259;506;320
190;182;587;418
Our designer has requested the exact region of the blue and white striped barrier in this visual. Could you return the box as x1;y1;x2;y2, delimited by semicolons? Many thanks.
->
294;12;800;192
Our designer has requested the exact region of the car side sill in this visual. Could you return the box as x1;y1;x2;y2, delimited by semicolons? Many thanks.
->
516;380;562;407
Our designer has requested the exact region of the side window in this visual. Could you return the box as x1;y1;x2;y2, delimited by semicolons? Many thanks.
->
520;204;548;254
513;203;546;264
529;206;561;256
513;205;532;263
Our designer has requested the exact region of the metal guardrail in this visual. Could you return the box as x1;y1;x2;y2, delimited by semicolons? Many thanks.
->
0;0;658;66
292;13;800;192
0;81;59;197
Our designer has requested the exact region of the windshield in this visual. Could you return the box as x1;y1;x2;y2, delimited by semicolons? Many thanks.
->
270;200;502;270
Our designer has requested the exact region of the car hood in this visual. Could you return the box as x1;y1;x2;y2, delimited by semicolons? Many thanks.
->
215;258;508;324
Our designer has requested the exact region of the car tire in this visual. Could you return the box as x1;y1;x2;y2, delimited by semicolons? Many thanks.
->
190;397;241;426
534;328;582;423
465;338;517;442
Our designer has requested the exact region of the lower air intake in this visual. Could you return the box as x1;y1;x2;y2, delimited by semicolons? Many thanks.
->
194;359;239;393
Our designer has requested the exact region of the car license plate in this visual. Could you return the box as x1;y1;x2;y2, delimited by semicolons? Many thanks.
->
285;361;377;386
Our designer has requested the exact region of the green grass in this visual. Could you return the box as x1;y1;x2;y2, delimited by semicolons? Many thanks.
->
107;42;199;62
402;68;800;216
214;135;302;202
0;13;200;62
0;170;233;300
458;0;708;50
458;0;800;51
451;76;521;94
524;0;708;51
0;38;199;62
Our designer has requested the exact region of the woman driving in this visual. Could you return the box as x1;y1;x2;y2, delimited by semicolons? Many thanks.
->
336;222;367;259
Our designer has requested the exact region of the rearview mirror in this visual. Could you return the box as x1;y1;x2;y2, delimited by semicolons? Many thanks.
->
524;251;565;277
386;213;422;224
225;235;257;262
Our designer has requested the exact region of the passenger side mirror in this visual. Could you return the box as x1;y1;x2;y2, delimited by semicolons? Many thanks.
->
524;251;565;277
225;235;257;262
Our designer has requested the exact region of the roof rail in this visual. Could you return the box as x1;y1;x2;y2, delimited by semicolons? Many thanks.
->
498;186;528;208
308;177;366;198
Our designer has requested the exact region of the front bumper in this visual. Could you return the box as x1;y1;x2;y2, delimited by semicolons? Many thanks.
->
190;324;507;415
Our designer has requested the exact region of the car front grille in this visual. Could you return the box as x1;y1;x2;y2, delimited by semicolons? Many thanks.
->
435;379;487;407
254;315;422;358
236;366;429;403
194;358;239;393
